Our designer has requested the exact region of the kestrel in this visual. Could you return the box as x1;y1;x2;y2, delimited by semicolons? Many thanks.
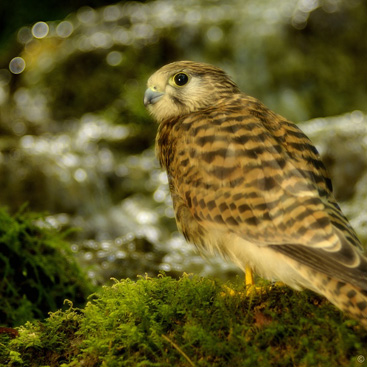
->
144;61;367;327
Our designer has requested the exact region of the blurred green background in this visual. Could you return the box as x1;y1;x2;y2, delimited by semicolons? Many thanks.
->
0;0;366;324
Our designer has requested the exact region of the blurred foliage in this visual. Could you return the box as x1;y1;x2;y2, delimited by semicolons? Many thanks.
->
0;0;366;285
0;0;130;51
1;0;367;123
0;206;94;327
1;275;366;366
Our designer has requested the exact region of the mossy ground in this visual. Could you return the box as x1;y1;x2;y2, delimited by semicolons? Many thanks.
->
1;274;366;367
0;206;94;327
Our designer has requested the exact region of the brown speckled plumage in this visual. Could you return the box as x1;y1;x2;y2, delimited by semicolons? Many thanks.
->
144;61;367;327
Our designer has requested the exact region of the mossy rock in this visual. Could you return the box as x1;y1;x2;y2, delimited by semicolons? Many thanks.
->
0;206;94;327
2;275;366;366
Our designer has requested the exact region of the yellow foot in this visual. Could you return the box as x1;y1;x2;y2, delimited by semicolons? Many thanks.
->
220;266;266;297
245;284;265;296
220;284;266;298
221;285;242;297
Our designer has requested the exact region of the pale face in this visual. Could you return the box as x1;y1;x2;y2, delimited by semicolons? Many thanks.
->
144;61;240;123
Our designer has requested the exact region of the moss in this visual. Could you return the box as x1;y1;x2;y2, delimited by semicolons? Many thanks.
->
2;274;366;366
0;206;94;327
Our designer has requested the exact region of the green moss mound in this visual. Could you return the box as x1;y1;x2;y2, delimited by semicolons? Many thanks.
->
2;275;366;366
0;206;94;327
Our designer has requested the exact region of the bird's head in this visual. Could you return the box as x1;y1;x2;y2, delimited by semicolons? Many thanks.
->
144;61;240;123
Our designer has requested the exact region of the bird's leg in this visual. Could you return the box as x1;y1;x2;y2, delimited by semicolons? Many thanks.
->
245;265;266;295
245;265;257;295
245;265;254;287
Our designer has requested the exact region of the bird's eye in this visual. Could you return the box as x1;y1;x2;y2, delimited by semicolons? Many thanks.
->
173;73;189;87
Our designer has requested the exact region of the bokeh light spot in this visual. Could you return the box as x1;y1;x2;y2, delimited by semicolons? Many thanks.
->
74;168;88;182
207;26;223;42
103;5;121;22
32;22;49;39
13;122;26;136
185;10;201;24
299;0;319;12
153;189;166;203
113;28;132;45
132;23;154;39
106;51;123;66
90;32;113;49
77;6;97;24
56;21;74;38
17;27;32;44
0;69;11;85
9;57;26;74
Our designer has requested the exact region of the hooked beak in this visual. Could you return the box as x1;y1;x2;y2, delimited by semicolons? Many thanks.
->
144;88;164;107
